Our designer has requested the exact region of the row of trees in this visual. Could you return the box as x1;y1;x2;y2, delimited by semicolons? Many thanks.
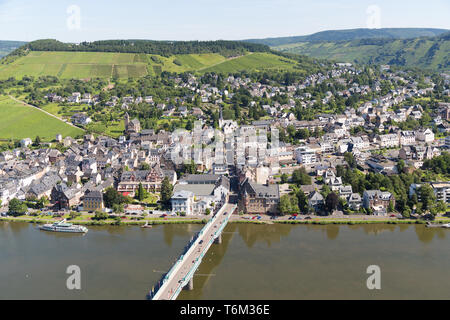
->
22;39;270;57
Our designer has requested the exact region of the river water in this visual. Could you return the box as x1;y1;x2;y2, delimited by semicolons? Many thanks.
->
1;221;450;300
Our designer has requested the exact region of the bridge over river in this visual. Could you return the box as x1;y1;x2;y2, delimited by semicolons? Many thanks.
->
149;203;237;300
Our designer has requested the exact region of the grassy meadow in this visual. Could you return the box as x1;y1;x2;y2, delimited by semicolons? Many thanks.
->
0;95;84;141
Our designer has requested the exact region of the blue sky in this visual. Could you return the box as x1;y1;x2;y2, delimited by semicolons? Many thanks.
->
0;0;449;42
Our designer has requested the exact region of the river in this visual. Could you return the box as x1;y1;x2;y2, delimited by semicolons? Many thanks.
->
1;221;450;300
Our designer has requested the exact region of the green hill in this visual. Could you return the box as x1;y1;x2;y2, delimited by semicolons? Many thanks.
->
245;28;449;46
0;50;308;80
273;33;450;71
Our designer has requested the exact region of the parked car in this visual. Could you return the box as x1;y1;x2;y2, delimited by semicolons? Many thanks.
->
161;214;167;218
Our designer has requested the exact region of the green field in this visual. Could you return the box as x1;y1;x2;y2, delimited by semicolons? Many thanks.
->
0;96;84;141
0;51;301;79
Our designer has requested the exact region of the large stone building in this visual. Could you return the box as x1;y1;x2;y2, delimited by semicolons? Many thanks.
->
362;190;395;215
239;179;280;214
83;190;104;212
117;164;176;196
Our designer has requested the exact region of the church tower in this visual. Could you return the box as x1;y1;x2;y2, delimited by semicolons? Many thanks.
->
124;112;130;130
219;105;224;128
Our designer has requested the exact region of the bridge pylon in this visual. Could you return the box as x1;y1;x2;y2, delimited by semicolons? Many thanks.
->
214;233;222;244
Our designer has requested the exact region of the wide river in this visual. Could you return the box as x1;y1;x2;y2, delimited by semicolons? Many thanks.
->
1;221;450;300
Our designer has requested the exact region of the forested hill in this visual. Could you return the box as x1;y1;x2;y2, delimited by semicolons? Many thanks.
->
245;28;449;47
14;39;271;57
273;32;450;71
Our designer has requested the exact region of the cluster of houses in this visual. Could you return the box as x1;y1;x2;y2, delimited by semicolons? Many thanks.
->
2;66;448;217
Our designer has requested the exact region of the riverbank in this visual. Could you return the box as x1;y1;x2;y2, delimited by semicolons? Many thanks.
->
0;216;208;226
2;215;450;226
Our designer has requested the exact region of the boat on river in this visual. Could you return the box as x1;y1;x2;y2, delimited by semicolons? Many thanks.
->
426;222;450;228
39;219;88;233
141;221;152;229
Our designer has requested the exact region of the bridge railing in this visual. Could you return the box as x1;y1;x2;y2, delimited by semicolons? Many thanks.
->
169;212;232;299
150;204;234;300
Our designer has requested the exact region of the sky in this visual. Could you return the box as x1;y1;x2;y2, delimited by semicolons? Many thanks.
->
0;0;449;42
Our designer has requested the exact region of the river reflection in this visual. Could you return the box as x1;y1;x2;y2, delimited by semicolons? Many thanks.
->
1;222;450;300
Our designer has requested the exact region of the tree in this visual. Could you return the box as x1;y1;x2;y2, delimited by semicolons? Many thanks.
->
280;174;288;184
397;159;405;174
36;197;48;209
93;210;108;220
112;203;124;214
402;207;411;218
419;184;436;212
388;201;395;213
279;195;292;216
292;168;311;185
321;185;331;199
436;201;447;214
103;187;126;208
279;194;299;216
8;198;28;216
136;183;147;201
161;177;173;208
140;162;150;170
344;152;357;169
205;208;211;215
296;190;309;213
33;136;41;147
325;192;339;214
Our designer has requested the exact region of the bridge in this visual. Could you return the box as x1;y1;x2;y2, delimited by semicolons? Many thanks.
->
149;202;237;300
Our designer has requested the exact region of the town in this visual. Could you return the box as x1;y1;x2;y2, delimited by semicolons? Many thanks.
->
1;63;450;223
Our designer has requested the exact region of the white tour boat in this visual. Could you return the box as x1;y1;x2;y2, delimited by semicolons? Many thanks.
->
39;219;88;233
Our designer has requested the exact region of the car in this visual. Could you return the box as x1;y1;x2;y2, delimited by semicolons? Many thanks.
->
224;212;228;215
257;216;262;220
199;240;203;244
304;216;312;220
390;214;396;218
161;214;167;218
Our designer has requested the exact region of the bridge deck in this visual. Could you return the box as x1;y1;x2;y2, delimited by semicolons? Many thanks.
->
150;203;237;300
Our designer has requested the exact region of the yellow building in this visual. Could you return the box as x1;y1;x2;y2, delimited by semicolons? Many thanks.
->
83;190;104;212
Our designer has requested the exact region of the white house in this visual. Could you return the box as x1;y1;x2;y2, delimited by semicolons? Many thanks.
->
399;131;416;146
171;190;195;215
295;146;317;165
377;134;399;148
416;128;435;144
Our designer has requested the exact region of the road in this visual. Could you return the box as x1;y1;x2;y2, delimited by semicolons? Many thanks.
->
155;203;236;300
